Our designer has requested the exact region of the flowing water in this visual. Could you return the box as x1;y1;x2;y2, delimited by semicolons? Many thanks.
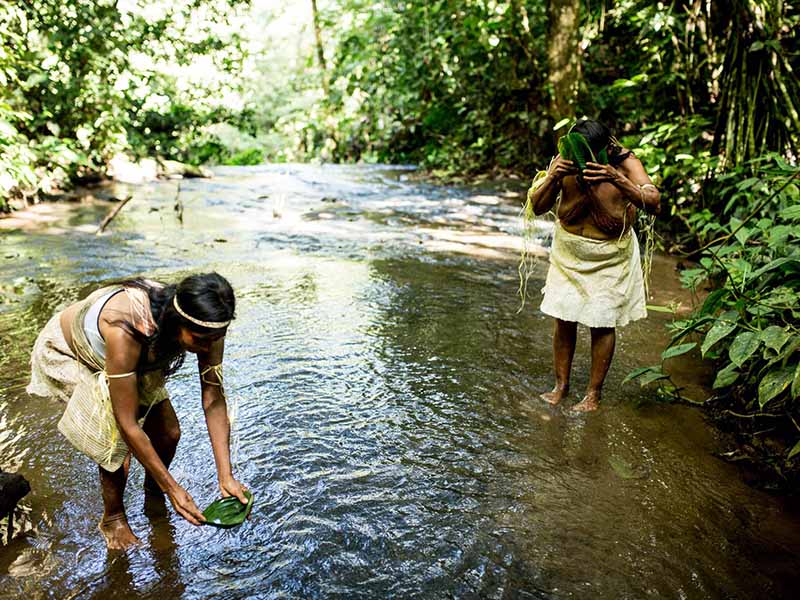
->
1;164;799;599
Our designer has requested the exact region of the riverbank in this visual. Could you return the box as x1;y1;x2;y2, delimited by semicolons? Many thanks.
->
0;154;213;218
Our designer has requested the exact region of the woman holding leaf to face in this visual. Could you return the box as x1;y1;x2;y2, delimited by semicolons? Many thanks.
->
527;118;661;411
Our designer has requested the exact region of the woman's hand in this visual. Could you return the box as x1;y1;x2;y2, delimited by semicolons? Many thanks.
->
549;156;579;181
167;484;206;525
219;475;249;505
582;162;625;186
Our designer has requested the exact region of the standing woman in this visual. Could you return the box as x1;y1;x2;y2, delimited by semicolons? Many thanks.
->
27;272;248;549
527;118;661;411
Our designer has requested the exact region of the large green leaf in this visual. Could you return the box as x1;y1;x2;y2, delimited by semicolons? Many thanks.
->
728;331;760;367
662;342;696;360
713;363;740;389
202;490;254;529
701;311;739;357
638;369;670;387
760;326;791;353
646;304;675;314
792;361;800;399
758;367;794;407
780;205;800;221
751;258;800;280
670;316;715;345
788;439;800;460
623;366;656;384
734;226;752;246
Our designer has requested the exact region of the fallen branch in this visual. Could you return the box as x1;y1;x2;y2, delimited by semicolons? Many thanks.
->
174;181;183;224
95;195;132;235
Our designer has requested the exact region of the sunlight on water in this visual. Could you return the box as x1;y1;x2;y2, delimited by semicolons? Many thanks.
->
1;165;800;599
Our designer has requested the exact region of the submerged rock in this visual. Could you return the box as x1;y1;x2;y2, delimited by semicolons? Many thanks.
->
1;470;30;544
108;154;213;183
0;469;30;522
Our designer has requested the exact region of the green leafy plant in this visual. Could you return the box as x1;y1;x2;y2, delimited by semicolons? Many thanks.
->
627;160;800;464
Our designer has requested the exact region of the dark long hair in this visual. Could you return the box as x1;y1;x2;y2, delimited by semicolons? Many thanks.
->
570;118;632;166
116;272;236;377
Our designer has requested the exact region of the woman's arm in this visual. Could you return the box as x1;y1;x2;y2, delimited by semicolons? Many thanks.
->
528;156;578;215
105;328;206;525
583;155;661;215
197;338;248;504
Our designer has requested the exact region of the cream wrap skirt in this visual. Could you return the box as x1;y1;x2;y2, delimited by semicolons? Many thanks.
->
540;222;647;328
27;312;168;472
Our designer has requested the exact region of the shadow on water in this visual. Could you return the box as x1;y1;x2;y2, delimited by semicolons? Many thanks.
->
1;163;800;598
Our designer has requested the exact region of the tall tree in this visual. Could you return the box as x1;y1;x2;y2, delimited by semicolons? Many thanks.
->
310;0;329;94
547;0;581;120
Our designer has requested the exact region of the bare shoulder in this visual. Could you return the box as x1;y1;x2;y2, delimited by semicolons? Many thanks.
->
618;150;650;181
100;289;134;324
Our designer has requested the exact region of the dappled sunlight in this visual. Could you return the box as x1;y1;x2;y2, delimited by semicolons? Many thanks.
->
2;0;799;595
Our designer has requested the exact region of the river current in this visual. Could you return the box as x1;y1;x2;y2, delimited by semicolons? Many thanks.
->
1;164;799;599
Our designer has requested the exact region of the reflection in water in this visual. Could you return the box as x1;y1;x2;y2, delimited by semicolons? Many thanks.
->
1;164;800;598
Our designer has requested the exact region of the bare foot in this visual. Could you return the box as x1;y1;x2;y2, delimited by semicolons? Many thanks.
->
571;391;601;412
540;386;569;406
98;514;141;550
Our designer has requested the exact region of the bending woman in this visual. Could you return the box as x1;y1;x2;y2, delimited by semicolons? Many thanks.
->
27;273;247;549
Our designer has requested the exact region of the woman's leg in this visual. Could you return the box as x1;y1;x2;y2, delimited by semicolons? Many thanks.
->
142;399;181;495
573;326;616;412
541;318;578;405
98;456;140;550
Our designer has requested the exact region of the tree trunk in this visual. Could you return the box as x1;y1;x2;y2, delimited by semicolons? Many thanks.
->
547;0;581;121
310;0;329;94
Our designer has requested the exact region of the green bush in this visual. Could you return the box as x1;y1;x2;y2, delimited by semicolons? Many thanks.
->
627;158;800;461
225;148;264;166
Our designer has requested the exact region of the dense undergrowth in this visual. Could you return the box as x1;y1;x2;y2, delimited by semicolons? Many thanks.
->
625;157;800;487
0;0;253;211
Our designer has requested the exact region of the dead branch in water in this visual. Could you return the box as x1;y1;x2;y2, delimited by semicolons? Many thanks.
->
174;181;183;224
95;195;132;235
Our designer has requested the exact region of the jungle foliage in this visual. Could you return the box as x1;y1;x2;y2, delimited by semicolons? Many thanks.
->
0;0;250;210
298;1;800;468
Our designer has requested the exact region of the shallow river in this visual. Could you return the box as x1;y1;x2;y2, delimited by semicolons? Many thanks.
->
1;164;799;599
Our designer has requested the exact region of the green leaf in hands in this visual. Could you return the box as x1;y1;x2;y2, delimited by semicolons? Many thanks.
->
202;490;254;529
